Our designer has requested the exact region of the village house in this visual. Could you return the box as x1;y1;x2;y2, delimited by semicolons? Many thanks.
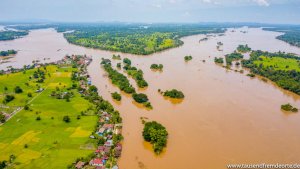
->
89;158;104;167
75;161;85;169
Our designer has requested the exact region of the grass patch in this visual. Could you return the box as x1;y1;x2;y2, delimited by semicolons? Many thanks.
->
0;65;97;168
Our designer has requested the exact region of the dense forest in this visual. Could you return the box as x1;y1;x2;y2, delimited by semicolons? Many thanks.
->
241;50;300;95
56;23;225;55
264;26;300;47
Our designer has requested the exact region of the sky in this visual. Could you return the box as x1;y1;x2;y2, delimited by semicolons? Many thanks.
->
0;0;300;24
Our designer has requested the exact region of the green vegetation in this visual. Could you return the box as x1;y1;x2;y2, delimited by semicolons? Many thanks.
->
112;54;121;60
0;50;17;57
101;60;152;108
264;26;300;47
214;57;224;64
225;52;243;65
143;121;168;154
111;92;122;101
0;113;5;123
150;64;164;71
0;31;28;41
123;58;131;65
253;56;300;71
101;59;135;94
184;55;193;62
163;89;185;99
237;44;251;53
281;103;298;112
59;23;224;55
0;65;98;168
242;50;300;95
123;58;148;88
132;93;149;103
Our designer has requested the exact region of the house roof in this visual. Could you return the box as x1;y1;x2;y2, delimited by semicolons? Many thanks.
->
75;161;85;169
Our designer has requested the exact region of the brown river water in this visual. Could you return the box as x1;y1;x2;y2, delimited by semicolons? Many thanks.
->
1;27;300;169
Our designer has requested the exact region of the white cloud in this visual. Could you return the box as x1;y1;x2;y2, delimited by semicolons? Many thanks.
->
253;0;270;6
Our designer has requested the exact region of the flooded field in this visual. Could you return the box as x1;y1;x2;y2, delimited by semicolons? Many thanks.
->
1;27;300;169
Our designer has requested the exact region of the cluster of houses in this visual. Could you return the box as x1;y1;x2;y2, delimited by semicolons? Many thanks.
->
66;55;122;169
74;111;123;169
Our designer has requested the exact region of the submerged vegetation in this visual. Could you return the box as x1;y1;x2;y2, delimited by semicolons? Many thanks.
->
163;89;185;99
123;58;148;88
150;64;164;71
237;44;251;53
143;121;168;154
281;103;298;112
225;52;243;65
242;50;300;95
0;50;17;57
101;59;135;94
101;59;152;109
184;55;193;62
111;92;122;101
214;57;224;64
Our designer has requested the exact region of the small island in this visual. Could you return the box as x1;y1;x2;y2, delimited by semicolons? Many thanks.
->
123;58;148;88
0;50;17;57
237;44;251;53
143;121;168;154
281;103;298;112
132;93;152;109
214;57;224;64
111;92;122;101
150;64;163;71
184;55;193;62
163;89;185;99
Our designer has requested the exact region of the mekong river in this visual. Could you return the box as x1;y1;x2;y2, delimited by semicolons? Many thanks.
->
1;27;300;169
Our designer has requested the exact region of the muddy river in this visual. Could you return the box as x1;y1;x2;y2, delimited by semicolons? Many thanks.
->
1;27;300;169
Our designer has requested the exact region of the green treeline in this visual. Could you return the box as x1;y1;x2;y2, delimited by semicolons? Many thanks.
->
123;58;148;88
0;31;28;41
101;59;135;94
59;23;225;55
225;52;243;65
101;59;152;109
0;50;17;57
237;44;251;53
242;50;300;95
143;121;168;154
264;26;300;48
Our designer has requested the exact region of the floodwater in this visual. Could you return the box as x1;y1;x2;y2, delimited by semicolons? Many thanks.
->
1;27;300;169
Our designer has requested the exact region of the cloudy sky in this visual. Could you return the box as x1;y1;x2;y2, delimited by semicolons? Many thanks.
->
0;0;300;24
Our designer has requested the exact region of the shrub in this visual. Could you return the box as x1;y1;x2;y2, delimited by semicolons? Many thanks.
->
3;95;15;104
14;86;23;93
111;92;122;101
132;93;148;103
63;116;71;123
